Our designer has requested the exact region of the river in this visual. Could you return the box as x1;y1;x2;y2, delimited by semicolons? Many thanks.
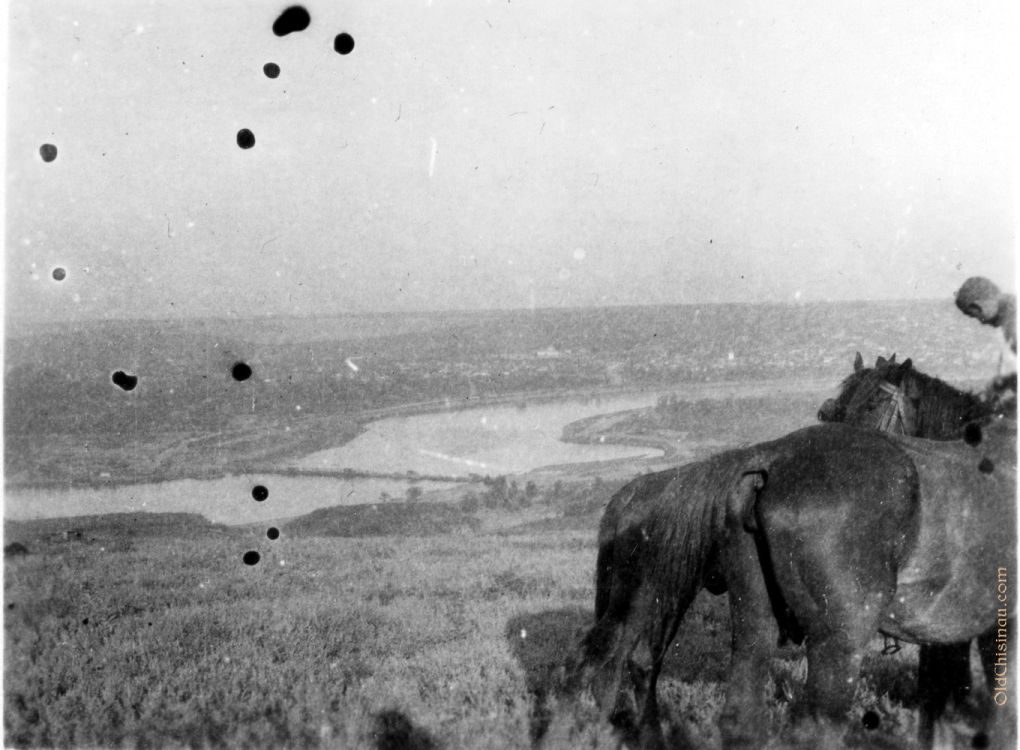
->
4;393;664;525
296;393;664;476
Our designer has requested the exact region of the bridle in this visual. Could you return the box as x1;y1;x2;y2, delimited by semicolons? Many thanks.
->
874;380;914;435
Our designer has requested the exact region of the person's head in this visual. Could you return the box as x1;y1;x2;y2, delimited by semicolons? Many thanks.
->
955;276;1003;324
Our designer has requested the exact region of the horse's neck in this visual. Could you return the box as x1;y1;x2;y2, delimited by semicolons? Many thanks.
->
914;377;986;439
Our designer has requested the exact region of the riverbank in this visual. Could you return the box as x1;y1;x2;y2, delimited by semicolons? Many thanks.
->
4;385;664;491
1;377;839;517
557;378;836;468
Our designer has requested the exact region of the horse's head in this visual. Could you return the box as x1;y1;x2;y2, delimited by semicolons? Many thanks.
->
818;352;920;435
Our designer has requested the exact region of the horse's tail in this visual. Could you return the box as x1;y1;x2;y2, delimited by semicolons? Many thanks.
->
565;473;673;695
593;479;643;623
565;456;768;705
589;459;766;650
645;461;766;607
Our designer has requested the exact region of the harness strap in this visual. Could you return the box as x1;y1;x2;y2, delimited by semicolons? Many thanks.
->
877;381;910;434
881;635;902;656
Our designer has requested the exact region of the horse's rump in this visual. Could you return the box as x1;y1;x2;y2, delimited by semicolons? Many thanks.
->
881;420;1017;641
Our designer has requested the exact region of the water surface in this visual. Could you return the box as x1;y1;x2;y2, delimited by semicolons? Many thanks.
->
297;394;665;476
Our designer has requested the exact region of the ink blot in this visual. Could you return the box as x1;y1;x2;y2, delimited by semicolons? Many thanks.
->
111;371;138;391
273;6;310;36
861;710;879;730
972;731;990;748
81;618;89;625
978;458;994;474
267;527;280;540
333;33;355;55
232;361;253;381
963;422;982;446
243;551;260;566
39;143;58;162
236;129;256;149
52;267;67;281
263;62;281;79
252;485;269;502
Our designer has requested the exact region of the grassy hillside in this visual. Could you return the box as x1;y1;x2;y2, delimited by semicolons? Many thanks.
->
6;503;975;749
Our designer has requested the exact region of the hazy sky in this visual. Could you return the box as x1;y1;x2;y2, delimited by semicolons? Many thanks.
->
4;0;1016;321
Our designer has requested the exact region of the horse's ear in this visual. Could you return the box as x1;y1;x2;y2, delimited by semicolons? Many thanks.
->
875;355;888;369
901;358;912;372
728;470;766;532
854;352;864;372
889;353;897;365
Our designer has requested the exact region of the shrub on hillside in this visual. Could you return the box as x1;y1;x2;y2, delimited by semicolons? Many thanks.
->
283;502;479;538
459;492;481;513
560;477;615;517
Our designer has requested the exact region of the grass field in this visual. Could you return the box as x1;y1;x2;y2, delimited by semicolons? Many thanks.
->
7;499;990;750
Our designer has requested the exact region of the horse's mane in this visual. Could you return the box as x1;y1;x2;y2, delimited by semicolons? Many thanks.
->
834;369;867;407
901;367;991;439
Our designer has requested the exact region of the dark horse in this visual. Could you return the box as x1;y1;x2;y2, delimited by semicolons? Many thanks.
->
569;420;1015;749
817;351;998;438
819;352;1005;745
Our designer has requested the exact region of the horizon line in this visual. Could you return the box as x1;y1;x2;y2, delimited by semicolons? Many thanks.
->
5;296;954;328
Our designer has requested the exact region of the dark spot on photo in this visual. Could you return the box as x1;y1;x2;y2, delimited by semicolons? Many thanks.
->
861;710;879;730
5;542;30;558
52;267;67;281
334;33;355;55
243;550;260;566
963;422;982;446
273;6;310;36
81;617;89;625
972;731;990;748
232;361;253;381
39;143;58;162
263;62;281;79
111;370;138;391
267;527;280;540
978;458;994;474
372;709;438;750
252;485;269;502
237;129;256;149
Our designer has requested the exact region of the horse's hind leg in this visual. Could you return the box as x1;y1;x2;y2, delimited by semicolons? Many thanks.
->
797;613;877;727
718;534;779;750
977;620;1015;750
764;532;887;726
631;606;685;750
572;588;666;744
574;612;637;728
916;642;972;748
